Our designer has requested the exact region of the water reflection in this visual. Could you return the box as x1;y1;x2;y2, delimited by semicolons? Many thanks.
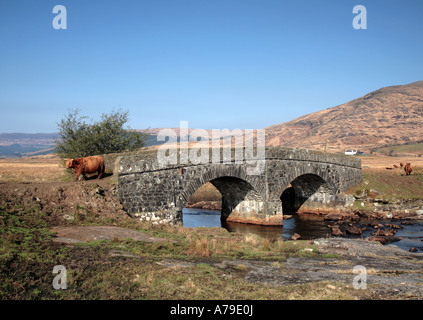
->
183;207;331;241
182;208;221;228
182;207;423;252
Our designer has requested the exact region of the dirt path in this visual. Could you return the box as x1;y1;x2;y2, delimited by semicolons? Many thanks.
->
51;225;167;244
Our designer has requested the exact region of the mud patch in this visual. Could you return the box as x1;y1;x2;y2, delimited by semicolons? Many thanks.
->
0;177;128;224
51;225;167;244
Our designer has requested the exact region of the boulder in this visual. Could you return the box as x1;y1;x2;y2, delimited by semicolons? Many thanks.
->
329;225;343;237
384;223;402;230
373;229;396;237
346;226;363;235
291;233;302;240
371;222;384;229
368;189;381;197
367;236;403;245
324;213;343;221
401;220;414;225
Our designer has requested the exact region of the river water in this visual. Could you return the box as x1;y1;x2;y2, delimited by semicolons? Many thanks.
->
182;207;423;252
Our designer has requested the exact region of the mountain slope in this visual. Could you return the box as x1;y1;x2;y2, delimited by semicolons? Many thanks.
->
265;81;423;152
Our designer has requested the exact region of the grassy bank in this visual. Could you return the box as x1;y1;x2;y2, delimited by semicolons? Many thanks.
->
1;193;369;300
347;166;423;201
372;142;423;157
342;164;423;215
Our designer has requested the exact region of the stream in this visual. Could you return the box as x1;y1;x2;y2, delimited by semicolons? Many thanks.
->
182;207;423;252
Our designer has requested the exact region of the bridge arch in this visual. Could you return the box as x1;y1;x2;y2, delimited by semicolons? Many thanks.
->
280;173;329;213
180;165;266;221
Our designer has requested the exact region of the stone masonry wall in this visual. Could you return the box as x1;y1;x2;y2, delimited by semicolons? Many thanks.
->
117;147;362;225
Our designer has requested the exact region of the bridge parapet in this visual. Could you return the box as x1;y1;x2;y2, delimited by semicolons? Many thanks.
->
116;147;361;174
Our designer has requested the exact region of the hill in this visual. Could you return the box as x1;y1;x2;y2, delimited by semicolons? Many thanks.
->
264;81;423;153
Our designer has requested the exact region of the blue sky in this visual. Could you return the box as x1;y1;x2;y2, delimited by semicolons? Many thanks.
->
0;0;422;133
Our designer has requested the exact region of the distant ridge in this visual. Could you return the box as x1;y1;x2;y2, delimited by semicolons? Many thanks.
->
0;132;163;158
0;133;59;147
0;133;58;158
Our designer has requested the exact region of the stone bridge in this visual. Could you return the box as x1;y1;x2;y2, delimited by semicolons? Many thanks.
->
116;148;362;225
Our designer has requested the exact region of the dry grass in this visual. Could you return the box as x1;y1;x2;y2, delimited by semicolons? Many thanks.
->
345;154;423;201
359;154;423;169
0;156;69;183
170;225;319;260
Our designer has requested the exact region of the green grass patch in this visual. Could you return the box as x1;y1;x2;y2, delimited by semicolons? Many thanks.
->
374;142;423;156
347;168;423;202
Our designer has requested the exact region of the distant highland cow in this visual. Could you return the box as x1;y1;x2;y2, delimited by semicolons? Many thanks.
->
404;163;412;176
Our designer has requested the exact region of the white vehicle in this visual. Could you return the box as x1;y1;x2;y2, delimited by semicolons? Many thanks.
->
345;149;358;155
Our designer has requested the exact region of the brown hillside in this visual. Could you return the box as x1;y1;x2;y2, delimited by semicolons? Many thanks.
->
265;81;423;153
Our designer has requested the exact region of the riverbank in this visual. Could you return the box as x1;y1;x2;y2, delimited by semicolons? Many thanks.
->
184;163;423;248
184;207;423;252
